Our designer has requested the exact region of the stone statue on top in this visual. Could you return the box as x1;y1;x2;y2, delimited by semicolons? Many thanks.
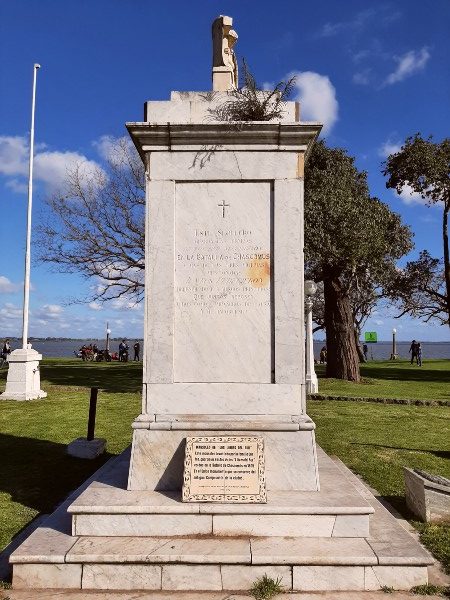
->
212;15;238;91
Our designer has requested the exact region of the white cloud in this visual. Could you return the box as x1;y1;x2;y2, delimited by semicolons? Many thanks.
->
34;304;64;320
34;150;101;191
88;302;103;311
0;276;21;293
384;47;430;86
378;139;402;158
0;135;103;193
318;8;400;38
353;69;372;86
0;136;29;176
5;178;28;193
111;298;141;311
289;71;338;134
0;302;22;335
396;184;427;205
318;9;376;37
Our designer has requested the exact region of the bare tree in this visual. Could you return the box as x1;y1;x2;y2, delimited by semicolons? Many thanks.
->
38;138;145;303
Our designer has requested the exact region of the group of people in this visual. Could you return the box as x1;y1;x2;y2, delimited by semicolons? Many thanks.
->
78;340;141;362
0;339;11;367
119;340;141;362
409;339;423;366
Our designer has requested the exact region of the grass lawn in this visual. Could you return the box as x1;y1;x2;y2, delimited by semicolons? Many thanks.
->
0;359;141;551
1;358;449;574
316;359;450;401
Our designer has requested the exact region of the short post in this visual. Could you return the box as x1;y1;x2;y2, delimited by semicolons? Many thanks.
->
390;328;398;360
304;280;319;399
67;387;106;459
87;387;98;441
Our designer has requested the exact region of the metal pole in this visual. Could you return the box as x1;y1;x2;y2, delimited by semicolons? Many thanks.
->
87;387;98;441
22;63;41;349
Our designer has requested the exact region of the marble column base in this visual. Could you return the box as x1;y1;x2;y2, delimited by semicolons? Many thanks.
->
127;416;320;492
1;348;47;401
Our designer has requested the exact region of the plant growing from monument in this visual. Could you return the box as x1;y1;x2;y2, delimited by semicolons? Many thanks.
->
38;137;145;304
250;574;284;600
305;140;413;381
383;134;450;327
210;59;296;122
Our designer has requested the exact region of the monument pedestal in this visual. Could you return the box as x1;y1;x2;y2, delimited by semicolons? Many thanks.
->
10;446;432;592
1;347;47;401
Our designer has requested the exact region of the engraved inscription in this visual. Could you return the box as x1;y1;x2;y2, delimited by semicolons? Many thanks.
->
174;182;271;383
182;436;266;503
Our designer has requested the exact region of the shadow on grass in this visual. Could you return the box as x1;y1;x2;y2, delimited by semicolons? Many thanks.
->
0;433;114;513
40;361;142;393
351;442;450;460
360;364;450;385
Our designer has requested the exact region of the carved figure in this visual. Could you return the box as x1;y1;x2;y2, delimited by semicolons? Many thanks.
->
212;15;238;91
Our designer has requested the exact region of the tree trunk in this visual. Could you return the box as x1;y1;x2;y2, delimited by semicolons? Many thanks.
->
354;326;366;362
324;275;361;381
443;201;450;327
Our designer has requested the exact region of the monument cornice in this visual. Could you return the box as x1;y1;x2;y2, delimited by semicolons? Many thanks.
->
126;121;322;159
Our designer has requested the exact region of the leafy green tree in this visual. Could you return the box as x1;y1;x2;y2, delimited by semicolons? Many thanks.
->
386;250;448;325
305;140;413;381
383;134;450;326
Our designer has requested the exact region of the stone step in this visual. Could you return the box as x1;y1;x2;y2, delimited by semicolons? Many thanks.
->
9;447;434;593
71;510;370;537
11;535;430;592
68;447;374;537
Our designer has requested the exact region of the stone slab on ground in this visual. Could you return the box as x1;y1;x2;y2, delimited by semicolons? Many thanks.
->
66;438;106;460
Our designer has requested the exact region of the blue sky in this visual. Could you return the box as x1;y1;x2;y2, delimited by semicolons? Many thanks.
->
0;0;449;342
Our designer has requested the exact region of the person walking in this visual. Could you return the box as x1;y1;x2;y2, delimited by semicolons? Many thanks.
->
362;343;368;362
133;340;140;361
417;342;423;367
409;339;419;364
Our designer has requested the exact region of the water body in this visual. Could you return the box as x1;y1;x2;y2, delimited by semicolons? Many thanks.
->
313;341;450;361
4;339;450;360
6;339;142;358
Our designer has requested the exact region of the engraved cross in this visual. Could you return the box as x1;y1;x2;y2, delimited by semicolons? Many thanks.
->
218;199;230;218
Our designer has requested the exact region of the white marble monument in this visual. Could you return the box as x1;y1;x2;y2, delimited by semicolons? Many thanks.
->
9;16;432;594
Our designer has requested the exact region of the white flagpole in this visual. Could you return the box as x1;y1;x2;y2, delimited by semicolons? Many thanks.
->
22;63;41;349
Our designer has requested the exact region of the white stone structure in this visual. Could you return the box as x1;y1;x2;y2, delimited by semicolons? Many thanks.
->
8;18;433;594
1;347;47;400
126;91;321;493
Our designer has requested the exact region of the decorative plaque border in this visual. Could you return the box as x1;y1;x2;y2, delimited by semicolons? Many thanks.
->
182;435;267;503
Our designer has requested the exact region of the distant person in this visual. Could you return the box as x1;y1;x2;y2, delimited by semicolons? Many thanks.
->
362;343;368;361
417;342;423;367
409;339;419;364
119;339;129;362
1;339;11;367
133;341;140;361
319;346;327;364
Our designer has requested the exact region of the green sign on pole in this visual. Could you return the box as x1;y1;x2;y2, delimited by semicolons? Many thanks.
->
364;332;378;343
